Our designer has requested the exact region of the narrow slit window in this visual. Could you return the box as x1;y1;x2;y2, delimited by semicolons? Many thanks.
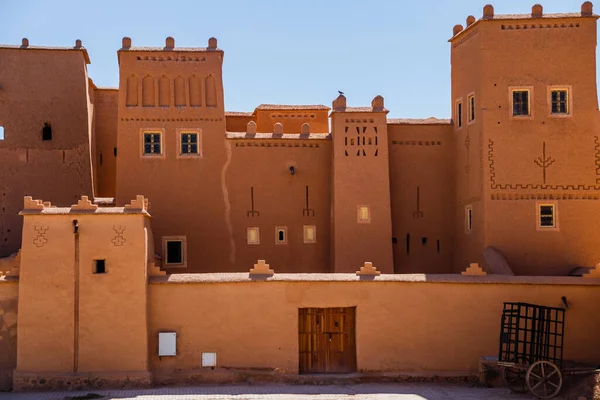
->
512;90;530;116
42;123;52;141
539;204;556;228
94;259;106;274
468;95;475;122
457;102;462;127
551;90;568;114
0;126;4;140
181;132;199;154
465;205;473;233
165;240;183;265
143;132;161;155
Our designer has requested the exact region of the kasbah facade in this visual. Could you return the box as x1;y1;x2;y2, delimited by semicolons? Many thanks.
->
0;0;600;393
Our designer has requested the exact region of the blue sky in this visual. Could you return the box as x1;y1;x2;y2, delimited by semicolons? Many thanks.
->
0;0;595;118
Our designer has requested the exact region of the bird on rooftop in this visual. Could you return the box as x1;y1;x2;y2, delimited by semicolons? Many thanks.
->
338;90;345;95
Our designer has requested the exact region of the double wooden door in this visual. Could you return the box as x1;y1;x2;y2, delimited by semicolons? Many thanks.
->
298;307;357;374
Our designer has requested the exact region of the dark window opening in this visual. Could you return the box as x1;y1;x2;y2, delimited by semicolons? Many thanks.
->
181;133;198;154
512;90;529;116
469;96;475;121
113;147;117;157
457;102;462;127
422;237;428;246
99;153;103;166
392;237;397;244
437;240;440;254
277;229;285;243
144;133;161;155
42;123;52;141
551;90;568;114
539;205;555;227
406;234;410;255
166;240;183;264
94;259;106;274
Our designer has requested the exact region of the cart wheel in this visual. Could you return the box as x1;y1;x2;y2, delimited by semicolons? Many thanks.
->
502;366;527;393
526;360;563;399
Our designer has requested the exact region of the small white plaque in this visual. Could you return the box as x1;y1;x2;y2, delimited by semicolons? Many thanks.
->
158;332;176;356
202;352;217;367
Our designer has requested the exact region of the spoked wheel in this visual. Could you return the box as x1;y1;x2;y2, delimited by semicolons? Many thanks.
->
502;366;527;393
526;360;563;399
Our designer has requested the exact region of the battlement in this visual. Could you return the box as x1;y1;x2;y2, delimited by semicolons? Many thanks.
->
0;38;90;63
19;195;149;215
450;2;598;39
118;36;221;53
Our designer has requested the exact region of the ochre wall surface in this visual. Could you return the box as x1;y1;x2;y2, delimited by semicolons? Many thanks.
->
0;279;17;390
387;121;454;273
93;89;119;198
148;277;600;378
0;47;94;258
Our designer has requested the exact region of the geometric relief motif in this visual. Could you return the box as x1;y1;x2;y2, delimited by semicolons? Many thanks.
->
33;225;49;248
488;138;600;191
343;125;378;157
111;225;126;246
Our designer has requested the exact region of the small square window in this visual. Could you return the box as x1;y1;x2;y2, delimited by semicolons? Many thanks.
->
247;227;260;245
468;95;475;122
358;206;371;223
165;240;184;265
42;123;52;141
275;227;287;244
465;205;473;233
303;225;316;244
551;89;569;114
539;204;556;228
181;132;199;155
143;132;161;155
456;102;462;128
94;259;106;274
512;90;530;116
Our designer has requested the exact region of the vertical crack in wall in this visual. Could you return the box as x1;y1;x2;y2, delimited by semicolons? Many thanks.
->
221;140;235;264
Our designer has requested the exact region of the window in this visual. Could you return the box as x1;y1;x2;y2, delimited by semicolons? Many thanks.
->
465;205;473;233
0;126;4;140
247;227;260;245
42;123;52;141
358;206;371;223
162;236;186;267
303;225;316;244
468;95;475;122
538;204;556;228
456;102;462;128
143;132;161;155
512;90;530;116
551;89;569;114
275;227;287;244
94;259;106;274
180;132;198;155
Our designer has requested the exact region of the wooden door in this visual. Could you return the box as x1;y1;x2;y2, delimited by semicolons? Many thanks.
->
298;307;356;374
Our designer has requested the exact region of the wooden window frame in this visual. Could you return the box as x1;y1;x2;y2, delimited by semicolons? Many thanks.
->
467;93;476;124
509;86;534;120
536;201;559;231
455;99;463;129
141;129;165;158
162;236;187;268
548;86;572;118
247;227;260;245
177;129;202;158
303;225;316;244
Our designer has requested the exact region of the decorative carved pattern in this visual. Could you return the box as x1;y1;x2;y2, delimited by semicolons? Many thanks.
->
124;195;147;211
595;136;600;183
272;114;316;119
345;119;375;123
112;225;126;246
491;193;599;201
461;263;486;276
71;195;98;211
412;186;423;218
234;142;321;148
303;186;315;217
533;142;555;184
392;140;442;146
121;117;223;122
488;138;600;190
249;260;274;275
33;225;49;248
356;262;381;276
136;56;206;62
247;187;259;217
23;196;44;211
501;23;579;31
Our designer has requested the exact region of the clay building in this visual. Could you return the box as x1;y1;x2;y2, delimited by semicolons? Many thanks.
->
1;3;600;278
1;2;600;393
